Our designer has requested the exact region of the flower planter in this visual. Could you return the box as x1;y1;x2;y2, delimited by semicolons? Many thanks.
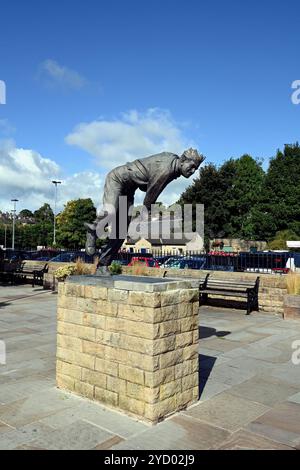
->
283;294;300;320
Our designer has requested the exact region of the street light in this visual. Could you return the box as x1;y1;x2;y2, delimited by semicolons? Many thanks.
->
52;181;61;246
11;199;19;250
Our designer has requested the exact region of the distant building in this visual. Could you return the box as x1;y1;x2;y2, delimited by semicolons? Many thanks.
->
210;238;267;253
122;233;204;254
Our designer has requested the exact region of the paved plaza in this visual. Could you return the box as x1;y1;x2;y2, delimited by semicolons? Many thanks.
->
0;285;300;450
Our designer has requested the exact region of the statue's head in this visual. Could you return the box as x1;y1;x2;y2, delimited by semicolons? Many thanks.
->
180;148;205;178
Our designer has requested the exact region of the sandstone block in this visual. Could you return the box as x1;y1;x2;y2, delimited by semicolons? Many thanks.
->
82;340;105;357
144;367;175;388
56;359;81;380
57;321;96;342
107;376;126;395
57;334;82;352
128;291;161;308
57;347;95;370
126;382;160;404
108;289;129;303
160;379;182;400
57;373;75;391
96;300;118;317
175;332;193;348
119;395;145;416
119;364;144;385
94;387;118;407
160;349;183;369
81;368;107;389
84;285;108;300
95;357;119;377
75;381;94;400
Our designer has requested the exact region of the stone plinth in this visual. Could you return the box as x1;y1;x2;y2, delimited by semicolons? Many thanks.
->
284;294;300;320
56;275;199;424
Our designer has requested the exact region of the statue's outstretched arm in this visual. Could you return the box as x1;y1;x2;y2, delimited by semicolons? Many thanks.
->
143;177;170;211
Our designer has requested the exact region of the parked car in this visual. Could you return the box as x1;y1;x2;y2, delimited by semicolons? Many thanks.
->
161;256;183;268
50;252;95;263
164;256;207;270
128;257;160;268
3;250;31;261
154;255;173;266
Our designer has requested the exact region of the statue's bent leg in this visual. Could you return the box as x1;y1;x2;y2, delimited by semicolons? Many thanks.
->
97;192;134;267
85;175;123;257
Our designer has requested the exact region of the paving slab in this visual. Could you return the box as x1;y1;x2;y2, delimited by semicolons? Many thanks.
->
112;414;231;450
245;402;300;447
27;420;116;450
218;429;295;450
184;392;269;432
228;376;299;406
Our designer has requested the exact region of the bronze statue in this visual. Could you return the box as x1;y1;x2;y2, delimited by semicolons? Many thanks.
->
85;148;204;268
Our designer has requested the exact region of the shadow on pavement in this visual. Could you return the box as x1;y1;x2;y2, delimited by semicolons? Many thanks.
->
199;326;231;339
198;353;217;400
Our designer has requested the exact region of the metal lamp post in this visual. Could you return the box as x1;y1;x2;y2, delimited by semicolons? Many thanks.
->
52;181;61;246
11;199;19;250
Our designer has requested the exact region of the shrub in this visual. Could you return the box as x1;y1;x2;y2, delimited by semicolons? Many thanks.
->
54;265;76;281
130;260;149;277
75;257;92;275
286;271;300;295
109;261;123;275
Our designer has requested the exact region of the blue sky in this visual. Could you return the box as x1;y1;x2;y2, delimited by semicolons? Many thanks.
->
1;0;300;211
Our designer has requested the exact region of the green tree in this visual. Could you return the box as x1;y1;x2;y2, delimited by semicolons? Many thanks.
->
56;198;97;249
223;155;265;239
179;155;266;242
258;144;300;239
178;163;230;240
34;203;54;223
19;209;34;218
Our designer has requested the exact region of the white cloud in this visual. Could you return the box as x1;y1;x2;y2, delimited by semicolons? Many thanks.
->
0;108;201;215
65;108;199;205
66;108;195;168
0;140;103;212
39;59;87;90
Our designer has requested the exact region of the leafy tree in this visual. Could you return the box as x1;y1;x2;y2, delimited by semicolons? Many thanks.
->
223;155;265;239
19;209;33;218
178;156;264;241
56;199;97;249
259;144;300;238
178;163;229;240
34;203;54;223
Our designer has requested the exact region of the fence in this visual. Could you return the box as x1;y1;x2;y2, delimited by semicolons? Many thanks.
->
1;248;298;274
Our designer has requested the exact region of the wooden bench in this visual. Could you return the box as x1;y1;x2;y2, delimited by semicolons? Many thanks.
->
13;262;49;287
199;276;260;315
0;261;23;284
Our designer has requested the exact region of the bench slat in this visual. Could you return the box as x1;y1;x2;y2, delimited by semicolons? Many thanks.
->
201;289;248;297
